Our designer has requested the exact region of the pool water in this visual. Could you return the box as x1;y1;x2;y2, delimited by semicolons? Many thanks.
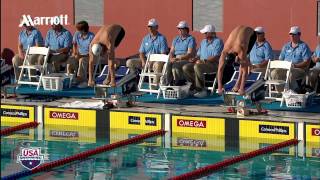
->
1;126;319;179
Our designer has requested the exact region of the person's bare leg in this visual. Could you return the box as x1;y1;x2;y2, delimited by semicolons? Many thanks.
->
233;69;242;92
109;59;116;87
103;71;111;85
88;54;95;86
238;65;248;95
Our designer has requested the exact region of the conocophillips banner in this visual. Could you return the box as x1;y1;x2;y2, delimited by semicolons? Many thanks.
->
110;111;162;131
240;120;295;139
1;104;35;123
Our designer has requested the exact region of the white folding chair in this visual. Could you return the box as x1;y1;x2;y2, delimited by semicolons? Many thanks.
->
204;72;217;94
138;54;169;98
264;60;292;106
17;46;50;90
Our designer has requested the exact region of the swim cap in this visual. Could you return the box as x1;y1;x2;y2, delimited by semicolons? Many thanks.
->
91;43;102;56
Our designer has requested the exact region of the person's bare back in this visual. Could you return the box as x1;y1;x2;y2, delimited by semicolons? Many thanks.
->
91;24;123;51
217;26;255;95
88;24;125;87
223;26;254;59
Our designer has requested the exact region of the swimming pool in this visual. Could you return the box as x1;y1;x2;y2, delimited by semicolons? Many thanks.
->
1;126;319;179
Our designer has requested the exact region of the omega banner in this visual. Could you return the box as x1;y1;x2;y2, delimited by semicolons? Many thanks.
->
171;132;225;151
1;104;35;123
305;124;320;143
305;123;320;158
44;107;96;127
109;111;162;131
172;115;225;135
44;124;96;143
239;120;295;140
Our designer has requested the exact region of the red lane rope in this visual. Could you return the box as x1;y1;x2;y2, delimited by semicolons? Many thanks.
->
169;138;298;180
0;122;39;136
31;129;165;174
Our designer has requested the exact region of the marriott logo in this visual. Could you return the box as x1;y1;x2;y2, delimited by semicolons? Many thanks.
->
19;14;69;27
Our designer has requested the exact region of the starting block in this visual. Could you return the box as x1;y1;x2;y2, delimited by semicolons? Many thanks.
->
222;71;267;115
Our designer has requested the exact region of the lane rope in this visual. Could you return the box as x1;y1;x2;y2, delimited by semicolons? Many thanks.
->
1;122;39;137
169;139;299;180
2;129;165;180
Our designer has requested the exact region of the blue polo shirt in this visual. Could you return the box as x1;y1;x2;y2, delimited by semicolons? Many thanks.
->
279;41;311;64
197;37;223;61
73;31;95;55
45;28;72;51
139;33;168;56
172;35;196;56
313;45;320;69
19;28;44;51
249;41;273;65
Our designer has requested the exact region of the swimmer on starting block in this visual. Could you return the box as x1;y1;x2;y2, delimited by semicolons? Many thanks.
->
88;24;125;87
217;25;257;95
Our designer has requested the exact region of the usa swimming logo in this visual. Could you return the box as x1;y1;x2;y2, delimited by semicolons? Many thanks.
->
17;147;44;170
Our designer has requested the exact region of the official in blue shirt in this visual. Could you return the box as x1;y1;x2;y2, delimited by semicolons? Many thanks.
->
126;18;168;85
67;21;95;88
312;45;320;69
196;36;224;60
167;21;196;85
271;26;312;91
138;31;168;57
19;27;43;51
12;25;44;81
73;31;95;56
45;24;72;72
183;25;223;97
307;36;320;90
249;27;273;76
279;41;311;64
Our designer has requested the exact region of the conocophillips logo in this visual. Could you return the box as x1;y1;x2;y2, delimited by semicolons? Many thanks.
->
128;134;157;144
50;130;79;138
177;119;206;128
312;148;320;157
259;143;289;154
1;108;29;118
177;138;207;147
17;147;44;170
49;111;78;120
128;116;140;125
2;126;30;136
311;128;320;136
19;14;69;27
145;117;157;126
259;125;289;135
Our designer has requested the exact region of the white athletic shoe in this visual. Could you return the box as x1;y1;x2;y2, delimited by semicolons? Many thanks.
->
194;90;207;98
77;82;88;88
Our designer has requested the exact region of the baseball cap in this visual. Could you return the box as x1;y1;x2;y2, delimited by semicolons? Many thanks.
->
200;25;215;33
289;26;301;34
91;43;102;56
254;26;265;33
147;18;158;27
176;21;189;29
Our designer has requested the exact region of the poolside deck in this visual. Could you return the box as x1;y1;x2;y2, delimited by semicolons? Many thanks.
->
2;96;320;125
1;86;319;147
